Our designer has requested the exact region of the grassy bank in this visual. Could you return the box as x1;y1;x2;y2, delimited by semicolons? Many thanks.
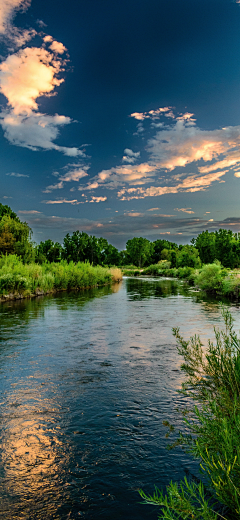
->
0;255;122;301
123;262;240;299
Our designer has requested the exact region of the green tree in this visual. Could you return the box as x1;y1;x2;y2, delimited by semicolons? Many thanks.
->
36;239;62;263
176;244;201;268
0;215;34;262
193;231;216;265
126;237;154;268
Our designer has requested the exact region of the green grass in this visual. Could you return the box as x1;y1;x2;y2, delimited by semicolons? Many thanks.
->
0;254;116;297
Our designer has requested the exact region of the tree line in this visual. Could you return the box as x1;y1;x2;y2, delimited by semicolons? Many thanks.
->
1;203;240;269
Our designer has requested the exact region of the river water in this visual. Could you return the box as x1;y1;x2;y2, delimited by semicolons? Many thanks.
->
0;277;239;520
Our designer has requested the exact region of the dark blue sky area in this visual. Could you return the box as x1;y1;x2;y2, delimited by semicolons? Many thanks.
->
1;0;240;247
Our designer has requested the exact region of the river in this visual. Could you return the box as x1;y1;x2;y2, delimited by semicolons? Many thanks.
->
0;277;239;519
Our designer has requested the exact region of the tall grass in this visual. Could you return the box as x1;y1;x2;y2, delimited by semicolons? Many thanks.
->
0;255;121;297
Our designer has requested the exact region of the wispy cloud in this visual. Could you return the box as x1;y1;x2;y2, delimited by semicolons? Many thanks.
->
18;210;42;214
6;172;29;177
77;110;240;199
43;165;89;192
42;199;84;205
117;170;227;200
175;208;194;214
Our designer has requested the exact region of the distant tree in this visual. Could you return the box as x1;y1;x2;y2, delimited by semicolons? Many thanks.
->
152;239;178;264
36;239;62;263
192;231;216;264
126;237;154;268
176;245;201;268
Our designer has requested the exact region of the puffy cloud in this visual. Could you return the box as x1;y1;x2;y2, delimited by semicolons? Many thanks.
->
146;121;232;170
130;107;173;121
89;196;107;203
0;47;64;115
0;46;82;155
49;40;67;55
122;148;140;164
0;0;30;34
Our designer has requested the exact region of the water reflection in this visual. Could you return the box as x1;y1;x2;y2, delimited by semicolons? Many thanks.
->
0;278;240;519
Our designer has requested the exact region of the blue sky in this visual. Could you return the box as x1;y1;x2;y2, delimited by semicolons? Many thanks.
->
1;0;240;248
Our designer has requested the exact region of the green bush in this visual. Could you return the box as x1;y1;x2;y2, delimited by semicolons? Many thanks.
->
195;263;225;292
0;255;113;296
140;308;240;519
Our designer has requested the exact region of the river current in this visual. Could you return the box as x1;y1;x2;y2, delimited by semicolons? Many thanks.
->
0;277;239;519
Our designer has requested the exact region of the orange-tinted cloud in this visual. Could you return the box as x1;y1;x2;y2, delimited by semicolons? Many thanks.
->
0;44;82;155
0;0;31;34
117;170;227;200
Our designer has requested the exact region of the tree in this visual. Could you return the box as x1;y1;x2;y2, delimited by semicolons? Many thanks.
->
152;239;178;264
176;244;201;268
193;230;216;264
126;237;154;268
36;240;62;263
0;215;34;262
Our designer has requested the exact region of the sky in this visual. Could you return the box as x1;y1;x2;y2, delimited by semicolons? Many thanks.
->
1;0;240;248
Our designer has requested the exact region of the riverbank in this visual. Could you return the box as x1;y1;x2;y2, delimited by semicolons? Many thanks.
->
0;255;122;302
123;262;240;299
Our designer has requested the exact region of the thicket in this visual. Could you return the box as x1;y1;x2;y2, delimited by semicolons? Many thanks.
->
140;308;240;519
0;255;121;297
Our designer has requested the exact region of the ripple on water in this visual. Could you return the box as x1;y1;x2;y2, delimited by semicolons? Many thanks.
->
0;278;239;519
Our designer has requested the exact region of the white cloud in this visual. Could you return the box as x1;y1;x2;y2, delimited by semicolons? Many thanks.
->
18;210;42;214
122;148;140;164
42;199;84;205
130;107;173;121
117;170;227;200
0;0;31;35
89;196;107;203
6;171;29;177
175;207;195;214
0;46;82;155
49;40;67;55
43;165;89;192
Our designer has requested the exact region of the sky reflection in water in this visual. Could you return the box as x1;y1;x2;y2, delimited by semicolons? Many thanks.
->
0;278;239;519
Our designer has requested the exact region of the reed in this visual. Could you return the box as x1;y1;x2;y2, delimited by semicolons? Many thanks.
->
0;254;120;298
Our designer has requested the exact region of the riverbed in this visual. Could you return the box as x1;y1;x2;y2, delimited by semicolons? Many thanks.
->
0;277;239;519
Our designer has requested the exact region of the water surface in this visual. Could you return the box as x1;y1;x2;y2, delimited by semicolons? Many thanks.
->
0;277;239;519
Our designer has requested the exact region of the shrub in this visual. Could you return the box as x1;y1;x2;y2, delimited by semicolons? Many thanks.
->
140;308;240;519
195;263;225;292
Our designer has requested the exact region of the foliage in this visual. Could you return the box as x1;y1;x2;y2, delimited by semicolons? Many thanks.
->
35;239;63;263
0;215;34;262
140;308;240;519
0;255;117;296
176;245;201;269
126;237;154;268
194;262;226;292
193;230;240;269
0;203;19;221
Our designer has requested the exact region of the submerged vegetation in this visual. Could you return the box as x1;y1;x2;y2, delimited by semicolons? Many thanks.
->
140;308;240;519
